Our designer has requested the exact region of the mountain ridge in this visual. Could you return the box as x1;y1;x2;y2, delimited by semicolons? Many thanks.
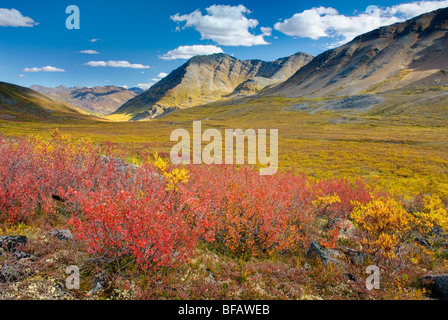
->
113;52;314;120
0;81;96;121
264;7;448;98
30;85;141;115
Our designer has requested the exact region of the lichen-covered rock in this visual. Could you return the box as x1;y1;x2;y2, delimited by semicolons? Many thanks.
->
0;236;27;252
306;242;345;266
343;248;369;266
88;275;106;296
0;263;23;283
51;229;74;241
13;251;37;261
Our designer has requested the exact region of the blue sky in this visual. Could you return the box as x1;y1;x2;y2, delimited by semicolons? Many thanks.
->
1;0;447;89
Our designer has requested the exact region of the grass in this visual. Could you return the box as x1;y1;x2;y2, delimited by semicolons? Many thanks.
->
2;93;448;199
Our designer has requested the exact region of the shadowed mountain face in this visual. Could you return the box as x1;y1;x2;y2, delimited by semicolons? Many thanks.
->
0;82;93;121
265;7;448;98
30;85;140;115
113;52;314;120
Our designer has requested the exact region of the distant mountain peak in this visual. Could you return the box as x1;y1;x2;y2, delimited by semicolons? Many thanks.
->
30;85;140;115
114;52;314;120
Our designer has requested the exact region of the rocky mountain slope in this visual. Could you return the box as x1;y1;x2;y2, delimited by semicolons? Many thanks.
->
265;7;448;98
0;82;94;121
113;52;313;120
30;85;140;115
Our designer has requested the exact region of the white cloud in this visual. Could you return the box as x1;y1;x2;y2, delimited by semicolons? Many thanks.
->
80;50;99;54
274;1;448;46
260;27;272;37
171;5;270;46
18;74;25;78
90;38;100;42
159;45;224;60
23;66;65;72
133;73;168;91
0;8;37;27
84;60;150;69
384;0;448;19
136;82;155;90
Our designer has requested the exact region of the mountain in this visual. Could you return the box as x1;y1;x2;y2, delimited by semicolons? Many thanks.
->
129;87;144;95
30;85;140;115
0;82;94;121
113;52;313;120
265;7;448;98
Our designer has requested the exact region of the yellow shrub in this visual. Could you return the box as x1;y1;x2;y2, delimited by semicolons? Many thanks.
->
350;198;414;262
415;195;448;241
151;153;189;192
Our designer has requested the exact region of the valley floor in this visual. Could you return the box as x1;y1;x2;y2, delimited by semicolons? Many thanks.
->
1;94;447;300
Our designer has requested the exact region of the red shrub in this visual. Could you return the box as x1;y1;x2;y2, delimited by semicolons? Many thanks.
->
0;132;377;268
180;165;316;257
312;178;374;219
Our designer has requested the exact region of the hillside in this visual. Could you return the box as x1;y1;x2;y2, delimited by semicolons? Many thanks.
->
113;52;313;120
0;82;95;122
30;85;140;115
265;7;448;98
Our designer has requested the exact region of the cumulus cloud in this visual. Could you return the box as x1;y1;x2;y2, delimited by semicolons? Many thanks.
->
137;72;169;90
136;82;154;90
23;66;65;72
384;0;448;18
159;45;224;60
84;60;150;69
79;50;99;54
260;27;272;37
0;8;37;27
274;1;448;46
171;5;270;46
151;73;169;81
90;38;100;43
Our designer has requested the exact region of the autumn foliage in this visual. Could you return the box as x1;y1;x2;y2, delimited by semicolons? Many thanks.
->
1;132;446;276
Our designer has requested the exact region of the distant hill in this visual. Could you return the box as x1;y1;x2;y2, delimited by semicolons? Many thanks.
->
113;52;313;120
264;7;448;98
30;85;140;115
0;82;95;122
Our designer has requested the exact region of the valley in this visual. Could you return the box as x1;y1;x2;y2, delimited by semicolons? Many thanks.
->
0;5;447;301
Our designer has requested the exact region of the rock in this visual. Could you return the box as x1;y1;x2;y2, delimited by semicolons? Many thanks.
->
88;275;106;295
343;248;369;266
344;273;357;282
53;283;69;298
0;235;28;252
51;229;73;241
432;226;448;241
415;237;432;247
13;251;37;261
100;155;140;175
0;263;23;283
325;218;355;239
421;275;448;300
306;242;345;266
